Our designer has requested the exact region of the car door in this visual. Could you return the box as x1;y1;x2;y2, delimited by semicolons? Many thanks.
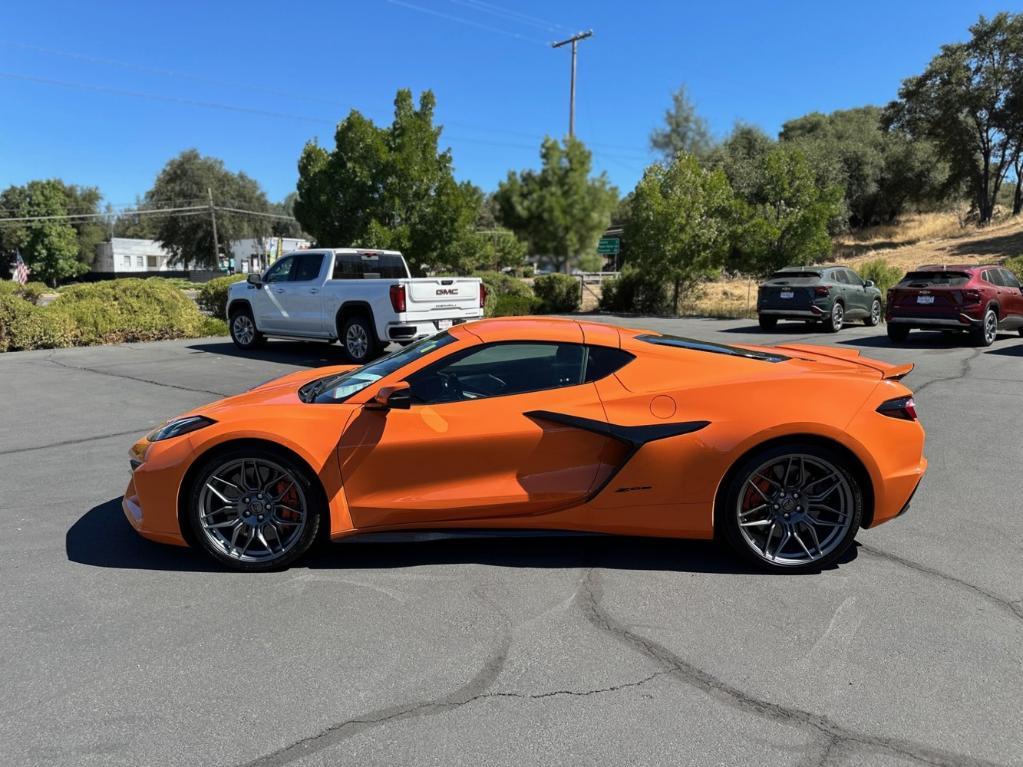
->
845;268;870;316
254;256;296;332
997;268;1023;328
273;252;328;335
336;342;620;529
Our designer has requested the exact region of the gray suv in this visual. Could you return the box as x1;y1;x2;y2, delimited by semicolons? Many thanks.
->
757;265;883;332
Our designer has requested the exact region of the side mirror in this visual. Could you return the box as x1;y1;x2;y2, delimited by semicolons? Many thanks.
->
864;280;875;288
367;382;411;411
246;273;263;287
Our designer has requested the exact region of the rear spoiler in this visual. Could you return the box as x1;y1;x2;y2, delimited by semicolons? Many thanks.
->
774;344;914;380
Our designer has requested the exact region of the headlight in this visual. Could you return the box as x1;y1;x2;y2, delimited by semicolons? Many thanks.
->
147;415;216;442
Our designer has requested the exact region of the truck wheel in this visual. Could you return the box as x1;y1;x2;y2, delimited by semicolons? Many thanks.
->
229;307;265;350
341;315;379;364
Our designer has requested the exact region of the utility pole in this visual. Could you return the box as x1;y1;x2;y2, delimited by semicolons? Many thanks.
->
207;187;220;270
551;30;592;139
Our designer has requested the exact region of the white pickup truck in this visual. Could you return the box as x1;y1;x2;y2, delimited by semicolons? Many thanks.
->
226;248;485;363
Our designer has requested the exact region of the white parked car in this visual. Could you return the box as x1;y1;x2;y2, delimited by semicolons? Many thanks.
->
226;249;485;363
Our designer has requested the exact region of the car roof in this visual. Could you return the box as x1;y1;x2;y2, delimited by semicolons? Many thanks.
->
774;265;841;272
458;316;629;348
915;264;998;272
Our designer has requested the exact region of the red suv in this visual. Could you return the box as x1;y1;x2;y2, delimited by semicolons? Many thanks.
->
886;264;1023;346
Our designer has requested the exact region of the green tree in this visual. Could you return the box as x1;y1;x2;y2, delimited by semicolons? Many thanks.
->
295;90;484;274
884;13;1023;223
650;85;714;162
494;136;617;272
0;180;86;286
270;192;304;238
708;122;776;201
781;106;947;228
624;154;737;311
734;146;843;275
145;149;271;269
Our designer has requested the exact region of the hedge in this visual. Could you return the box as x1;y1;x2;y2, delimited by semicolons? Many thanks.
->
858;259;902;309
475;270;536;317
599;266;672;315
1005;256;1023;283
197;274;247;317
0;278;227;352
533;273;581;313
0;280;49;305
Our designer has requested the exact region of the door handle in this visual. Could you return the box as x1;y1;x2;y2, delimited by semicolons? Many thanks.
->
308;288;319;294
274;288;285;294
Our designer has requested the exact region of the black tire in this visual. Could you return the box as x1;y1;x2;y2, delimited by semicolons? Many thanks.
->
758;315;778;330
969;308;998;347
822;301;844;333
185;445;323;572
229;306;265;350
341;314;380;364
887;324;910;342
1018;327;1023;338
719;442;864;573
865;299;882;327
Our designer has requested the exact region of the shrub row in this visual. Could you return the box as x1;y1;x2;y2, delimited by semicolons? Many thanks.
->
0;278;227;352
197;274;247;317
0;280;49;305
476;271;581;317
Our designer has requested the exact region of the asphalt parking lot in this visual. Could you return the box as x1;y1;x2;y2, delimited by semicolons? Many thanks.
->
2;316;1022;767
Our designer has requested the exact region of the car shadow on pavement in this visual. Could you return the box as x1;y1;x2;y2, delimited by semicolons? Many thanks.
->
68;498;857;575
837;332;969;350
184;339;353;367
986;341;1023;356
721;323;822;334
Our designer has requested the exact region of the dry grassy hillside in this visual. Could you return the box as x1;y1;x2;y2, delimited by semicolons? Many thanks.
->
687;212;1023;318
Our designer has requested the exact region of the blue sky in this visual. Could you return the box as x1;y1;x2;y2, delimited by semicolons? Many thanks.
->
1;0;1016;207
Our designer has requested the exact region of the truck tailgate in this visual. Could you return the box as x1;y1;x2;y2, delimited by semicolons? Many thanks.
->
406;278;480;312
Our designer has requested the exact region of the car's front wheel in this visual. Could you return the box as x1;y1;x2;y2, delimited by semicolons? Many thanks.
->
186;446;322;571
229;307;265;350
865;299;882;327
719;443;863;573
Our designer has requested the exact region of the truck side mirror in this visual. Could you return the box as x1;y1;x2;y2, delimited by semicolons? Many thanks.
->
246;273;263;287
367;382;412;411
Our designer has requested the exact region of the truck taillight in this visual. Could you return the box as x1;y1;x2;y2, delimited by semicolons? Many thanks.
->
389;284;406;313
962;289;981;305
877;396;918;421
479;283;488;309
814;286;830;297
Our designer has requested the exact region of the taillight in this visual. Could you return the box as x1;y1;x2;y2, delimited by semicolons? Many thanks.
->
814;286;830;297
389;284;406;313
877;396;918;421
479;283;488;309
962;289;981;305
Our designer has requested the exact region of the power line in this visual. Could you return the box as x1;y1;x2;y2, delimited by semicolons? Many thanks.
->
446;0;571;34
384;0;548;45
0;204;297;225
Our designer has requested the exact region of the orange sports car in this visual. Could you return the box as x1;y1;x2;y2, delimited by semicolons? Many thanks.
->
123;317;926;573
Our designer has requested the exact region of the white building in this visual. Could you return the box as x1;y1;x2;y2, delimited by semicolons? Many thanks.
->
229;237;311;274
93;238;175;273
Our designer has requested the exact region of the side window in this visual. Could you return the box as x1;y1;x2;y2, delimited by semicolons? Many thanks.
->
408;342;585;404
846;269;863;285
1000;269;1021;289
829;270;845;284
293;253;324;282
584;346;634;382
264;256;295;283
332;255;364;280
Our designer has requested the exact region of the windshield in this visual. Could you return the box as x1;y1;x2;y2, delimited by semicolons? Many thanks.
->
768;271;820;281
636;334;788;363
898;271;970;287
301;332;457;403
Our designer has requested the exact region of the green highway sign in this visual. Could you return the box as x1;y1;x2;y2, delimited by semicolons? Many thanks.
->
596;237;620;255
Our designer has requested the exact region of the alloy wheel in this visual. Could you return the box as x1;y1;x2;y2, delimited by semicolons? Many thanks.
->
735;453;854;567
197;458;308;564
870;300;881;325
232;315;255;346
984;311;997;344
346;323;369;360
831;303;844;330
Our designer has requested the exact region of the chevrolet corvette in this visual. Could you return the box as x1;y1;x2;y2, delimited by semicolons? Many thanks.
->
123;317;926;573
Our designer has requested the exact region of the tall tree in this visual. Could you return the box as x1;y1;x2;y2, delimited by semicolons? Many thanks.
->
145;149;271;269
624;154;737;311
0;180;86;285
649;85;714;162
270;192;304;238
494;137;618;272
708;122;777;201
59;183;106;268
884;13;1023;223
294;90;485;274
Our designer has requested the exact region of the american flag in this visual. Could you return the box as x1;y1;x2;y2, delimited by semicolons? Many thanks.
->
12;250;30;286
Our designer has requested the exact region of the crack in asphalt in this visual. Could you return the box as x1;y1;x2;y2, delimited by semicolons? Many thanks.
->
0;428;150;456
576;566;1004;767
481;670;670;702
45;354;229;397
910;347;981;396
860;544;1023;622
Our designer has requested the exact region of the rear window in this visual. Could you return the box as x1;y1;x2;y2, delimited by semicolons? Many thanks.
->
636;334;788;363
332;253;408;280
769;271;819;280
898;271;970;287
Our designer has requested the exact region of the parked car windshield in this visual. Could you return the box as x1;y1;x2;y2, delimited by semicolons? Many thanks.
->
301;332;457;403
899;271;970;287
767;271;820;281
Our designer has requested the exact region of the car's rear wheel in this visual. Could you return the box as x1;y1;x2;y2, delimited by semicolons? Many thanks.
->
341;314;379;365
758;315;778;330
720;443;863;573
823;302;844;333
970;308;998;347
229;307;265;350
887;324;909;342
186;446;322;571
865;299;882;327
